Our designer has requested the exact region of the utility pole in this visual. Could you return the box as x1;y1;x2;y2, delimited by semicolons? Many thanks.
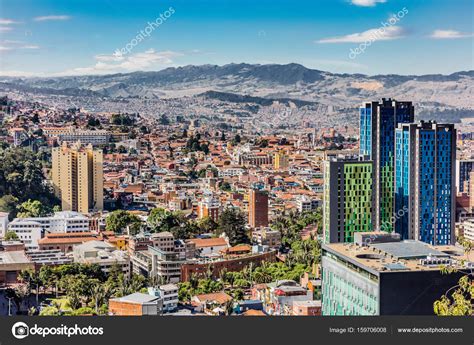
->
6;296;13;316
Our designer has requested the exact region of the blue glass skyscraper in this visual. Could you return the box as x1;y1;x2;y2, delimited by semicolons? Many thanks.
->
359;99;414;232
394;121;456;245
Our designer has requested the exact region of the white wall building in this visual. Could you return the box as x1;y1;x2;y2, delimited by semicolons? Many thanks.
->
7;219;44;250
10;211;89;235
462;219;474;242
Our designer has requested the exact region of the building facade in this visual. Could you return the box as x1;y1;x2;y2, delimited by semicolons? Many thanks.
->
249;189;269;228
323;156;373;243
52;142;104;213
321;233;467;315
359;99;414;232
395;122;456;245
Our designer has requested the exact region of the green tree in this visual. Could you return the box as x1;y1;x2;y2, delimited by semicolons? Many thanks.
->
0;195;19;219
217;208;249;246
105;210;141;234
16;199;51;218
433;237;473;316
4;231;19;241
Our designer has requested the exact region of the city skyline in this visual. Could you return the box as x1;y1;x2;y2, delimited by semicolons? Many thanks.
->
0;0;473;77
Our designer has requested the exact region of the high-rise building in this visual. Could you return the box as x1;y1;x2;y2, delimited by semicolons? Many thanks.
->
394;121;456;245
456;159;474;194
274;150;289;170
359;99;414;232
248;189;269;228
323;155;373;243
52;142;104;214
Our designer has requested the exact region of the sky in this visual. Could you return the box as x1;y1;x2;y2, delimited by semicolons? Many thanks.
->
0;0;473;76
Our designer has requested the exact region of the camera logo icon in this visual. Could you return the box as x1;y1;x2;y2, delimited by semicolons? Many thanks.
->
12;322;29;339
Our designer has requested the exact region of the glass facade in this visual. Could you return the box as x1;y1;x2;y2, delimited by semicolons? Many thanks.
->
359;100;414;233
394;123;455;245
321;252;379;316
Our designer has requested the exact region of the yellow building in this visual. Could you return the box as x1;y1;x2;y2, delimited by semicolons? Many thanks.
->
52;142;103;214
274;150;289;170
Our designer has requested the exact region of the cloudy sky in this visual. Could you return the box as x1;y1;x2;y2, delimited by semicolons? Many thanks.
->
0;0;472;76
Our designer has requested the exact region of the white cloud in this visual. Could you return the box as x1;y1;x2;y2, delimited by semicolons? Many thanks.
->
0;40;40;51
317;26;405;43
0;19;20;25
0;70;46;77
61;49;182;76
0;27;13;32
351;0;386;7
33;15;71;22
430;29;473;39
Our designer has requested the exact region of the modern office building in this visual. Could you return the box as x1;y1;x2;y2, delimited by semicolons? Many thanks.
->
456;159;474;194
52;142;104;213
323;155;374;243
249;189;269;228
359;99;414;232
394;122;456;245
321;232;469;315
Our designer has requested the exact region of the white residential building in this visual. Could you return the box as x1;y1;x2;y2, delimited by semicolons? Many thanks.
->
462;219;474;242
296;196;321;213
7;220;44;250
158;284;179;312
10;211;89;235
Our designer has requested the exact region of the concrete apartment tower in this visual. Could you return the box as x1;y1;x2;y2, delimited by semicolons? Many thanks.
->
248;189;269;228
52;142;104;214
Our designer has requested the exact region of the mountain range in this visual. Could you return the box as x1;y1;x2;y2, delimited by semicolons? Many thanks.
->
1;63;473;122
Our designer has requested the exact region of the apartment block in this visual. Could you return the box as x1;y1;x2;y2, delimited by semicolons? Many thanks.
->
395;121;456;245
323;155;373;243
52;142;104;213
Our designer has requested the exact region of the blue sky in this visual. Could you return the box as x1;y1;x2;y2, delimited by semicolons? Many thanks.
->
0;0;472;76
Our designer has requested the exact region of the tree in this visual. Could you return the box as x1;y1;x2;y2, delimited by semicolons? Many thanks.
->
0;195;18;218
16;199;51;218
197;217;218;234
433;237;473;315
217;208;249;246
105;210;141;234
0;147;59;207
4;231;19;241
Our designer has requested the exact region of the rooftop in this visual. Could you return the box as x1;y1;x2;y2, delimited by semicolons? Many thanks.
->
110;293;160;305
322;239;471;275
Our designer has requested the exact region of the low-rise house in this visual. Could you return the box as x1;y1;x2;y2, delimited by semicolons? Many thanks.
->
0;250;34;285
38;232;98;253
109;293;163;316
192;292;233;315
187;237;229;257
292;300;322;316
252;280;313;315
